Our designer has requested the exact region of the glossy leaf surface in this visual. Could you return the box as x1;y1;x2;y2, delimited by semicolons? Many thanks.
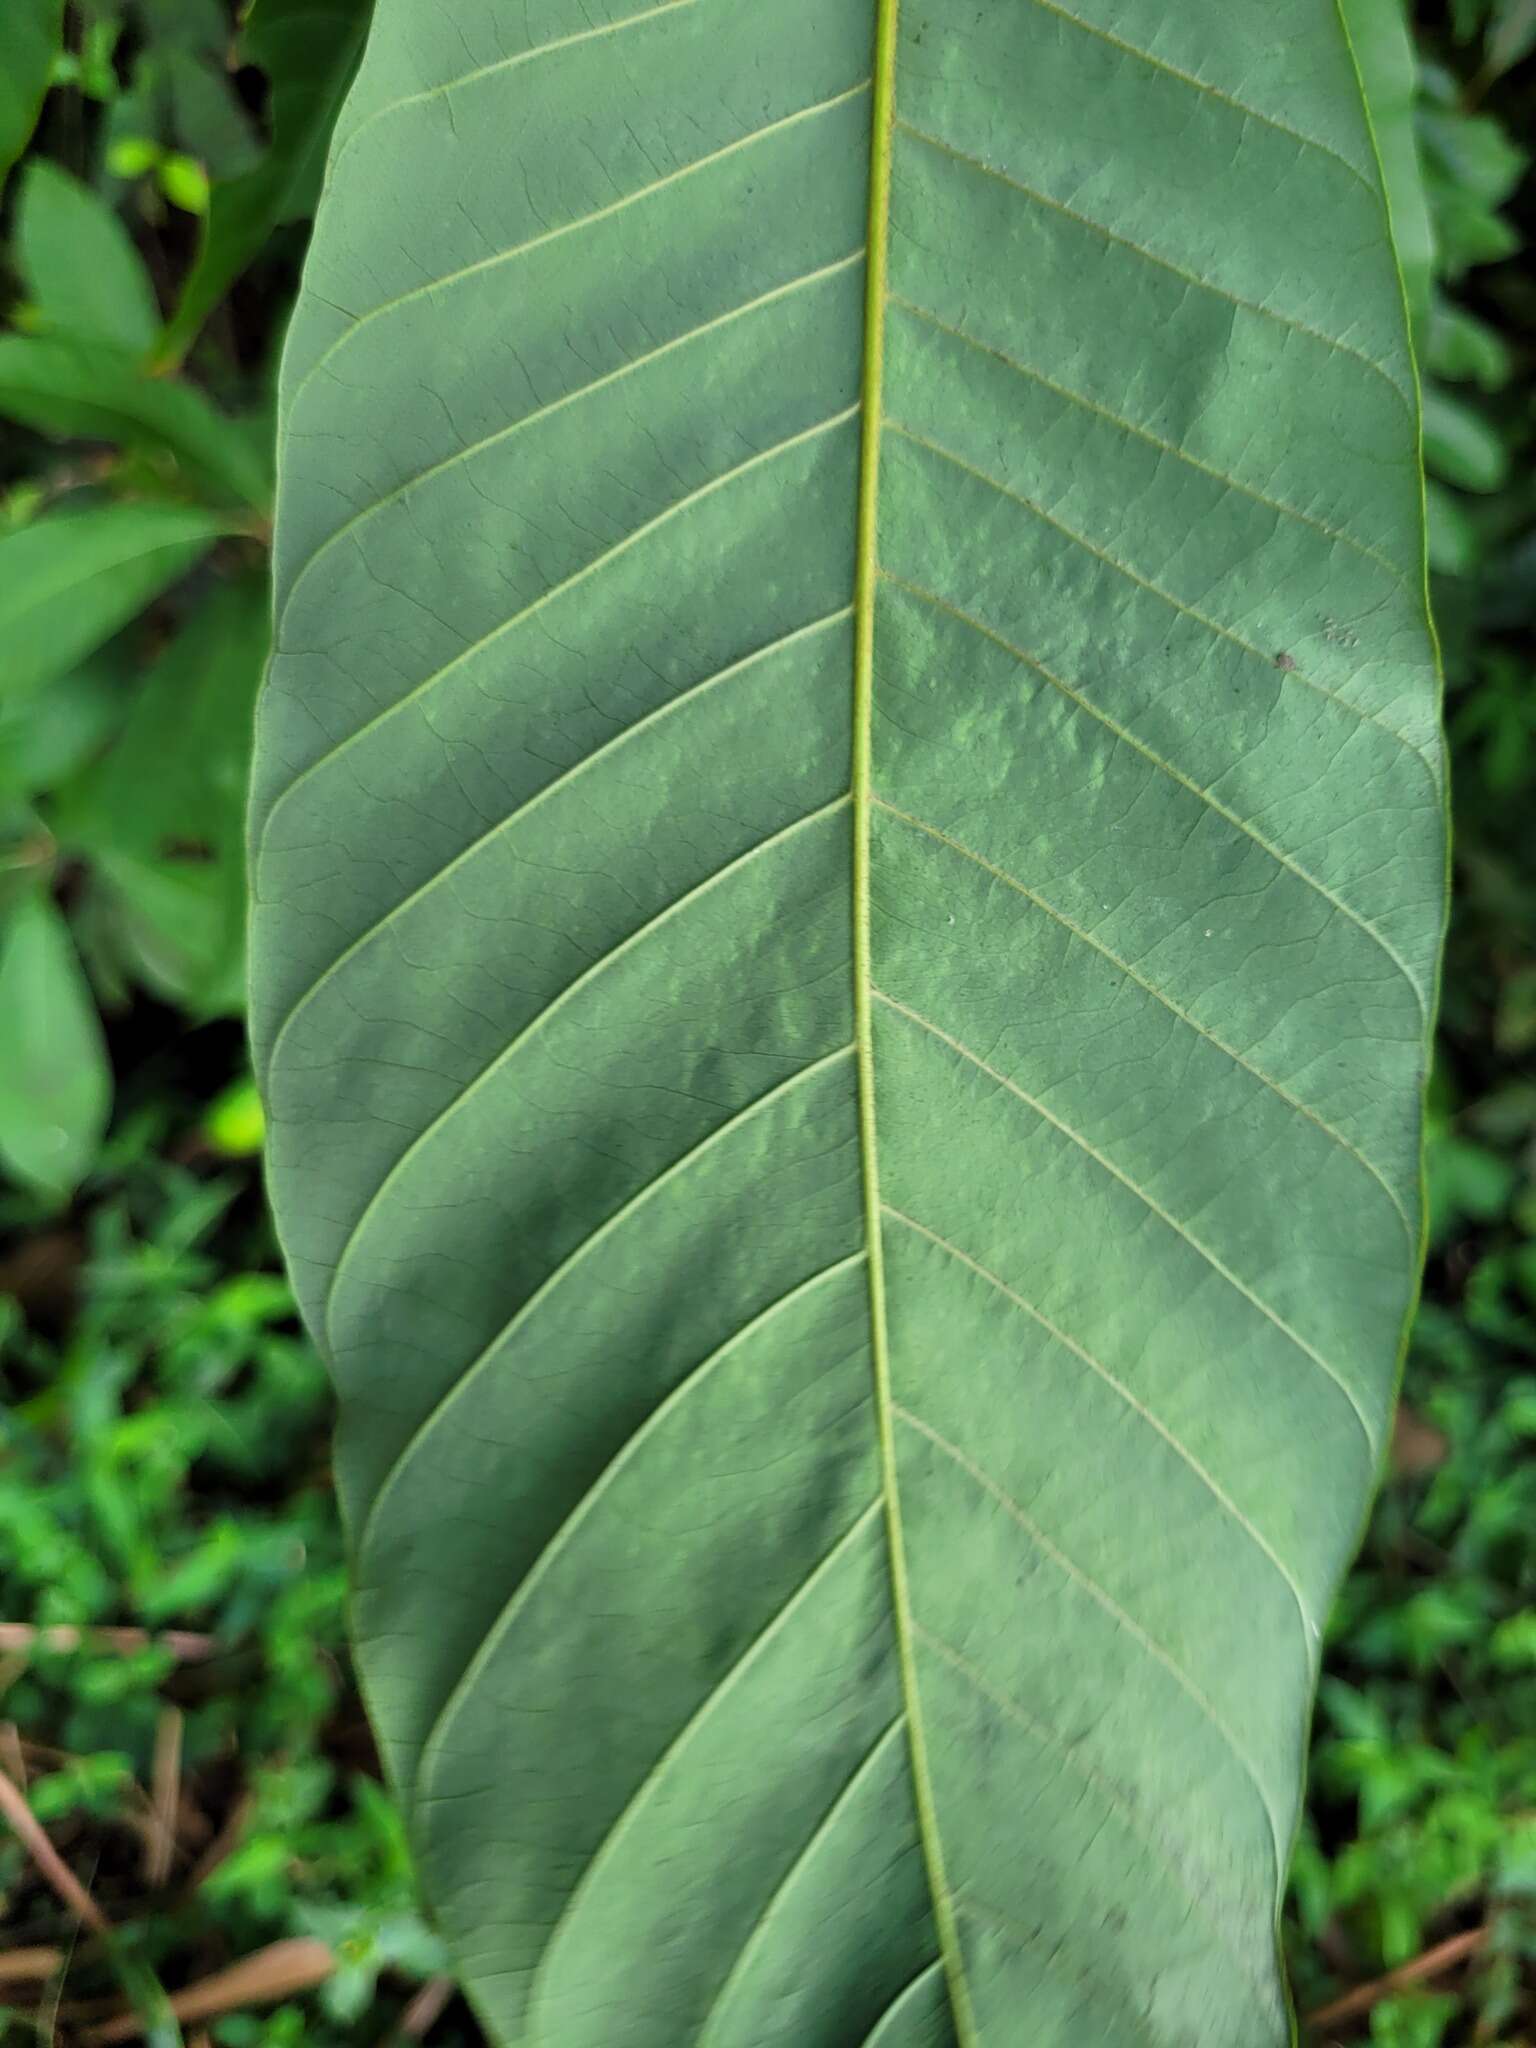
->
252;4;1446;2042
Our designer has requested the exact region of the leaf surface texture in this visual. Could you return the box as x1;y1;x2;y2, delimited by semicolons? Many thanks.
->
252;4;1446;2041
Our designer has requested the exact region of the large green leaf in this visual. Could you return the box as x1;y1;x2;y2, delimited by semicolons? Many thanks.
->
251;4;1446;2042
14;161;163;357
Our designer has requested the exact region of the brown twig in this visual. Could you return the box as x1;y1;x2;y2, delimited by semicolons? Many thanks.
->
0;1947;64;1985
0;1722;28;1791
144;1708;183;1888
0;1764;109;1937
0;1626;219;1663
1308;1927;1488;2030
391;1976;455;2044
83;1938;335;2044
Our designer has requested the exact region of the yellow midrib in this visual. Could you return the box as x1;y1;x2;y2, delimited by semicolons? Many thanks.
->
849;3;978;2040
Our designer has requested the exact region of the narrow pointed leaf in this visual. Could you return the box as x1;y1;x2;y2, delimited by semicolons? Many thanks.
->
15;162;162;356
0;891;110;1203
252;4;1446;2042
159;0;373;366
0;337;272;508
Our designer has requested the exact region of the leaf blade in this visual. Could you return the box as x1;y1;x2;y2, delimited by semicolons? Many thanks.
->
0;0;62;194
0;503;230;701
15;162;162;356
252;4;1445;2042
0;335;272;508
0;891;110;1202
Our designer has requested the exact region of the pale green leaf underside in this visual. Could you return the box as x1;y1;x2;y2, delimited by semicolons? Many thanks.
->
251;3;1445;2042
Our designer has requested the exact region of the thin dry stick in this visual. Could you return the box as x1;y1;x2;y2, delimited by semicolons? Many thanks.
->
0;1626;218;1663
392;1976;455;2044
189;1789;253;1890
144;1708;183;1888
1308;1927;1488;2030
0;1946;64;1985
0;1762;109;1936
83;1937;335;2044
0;1723;27;1791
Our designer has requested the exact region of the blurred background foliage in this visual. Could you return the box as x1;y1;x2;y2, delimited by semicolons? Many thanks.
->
0;2;1528;2043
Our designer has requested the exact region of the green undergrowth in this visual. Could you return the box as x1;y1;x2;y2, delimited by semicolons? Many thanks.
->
0;1057;468;2044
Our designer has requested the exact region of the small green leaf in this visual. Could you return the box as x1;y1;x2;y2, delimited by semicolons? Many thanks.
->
158;151;211;216
107;135;163;180
161;0;373;365
1428;177;1522;275
1426;301;1513;390
0;890;110;1203
1419;104;1528;207
1422;387;1510;493
15;161;161;357
1489;1610;1536;1668
1427;1134;1517;1241
203;1077;266;1157
0;502;229;702
161;49;261;183
75;13;123;102
1369;1991;1459;2048
0;335;272;508
1420;100;1528;279
61;576;268;1014
0;0;63;193
0;652;122;801
1426;479;1481;576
